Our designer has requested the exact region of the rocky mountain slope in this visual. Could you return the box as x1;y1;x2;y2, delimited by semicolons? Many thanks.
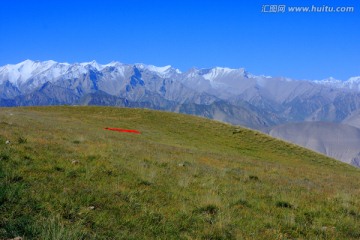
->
269;122;360;167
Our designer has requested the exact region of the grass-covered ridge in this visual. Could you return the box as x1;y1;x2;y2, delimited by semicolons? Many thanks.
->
1;106;360;239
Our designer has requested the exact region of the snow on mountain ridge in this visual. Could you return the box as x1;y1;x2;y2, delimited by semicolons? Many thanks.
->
146;65;172;73
314;76;360;91
134;63;183;77
0;60;60;85
202;67;236;81
80;60;105;71
313;78;342;88
198;67;262;82
347;76;360;83
0;60;359;92
343;76;360;91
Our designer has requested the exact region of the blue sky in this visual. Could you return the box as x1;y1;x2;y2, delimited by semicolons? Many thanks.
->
0;0;359;80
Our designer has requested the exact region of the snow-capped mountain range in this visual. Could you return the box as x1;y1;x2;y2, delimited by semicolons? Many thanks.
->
1;60;360;125
314;76;360;91
2;59;360;166
1;59;359;110
0;60;180;90
2;60;359;90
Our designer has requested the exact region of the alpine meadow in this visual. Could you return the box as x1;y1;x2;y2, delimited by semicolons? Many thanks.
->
1;106;360;239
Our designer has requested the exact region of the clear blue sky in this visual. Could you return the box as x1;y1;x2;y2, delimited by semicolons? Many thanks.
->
0;0;359;80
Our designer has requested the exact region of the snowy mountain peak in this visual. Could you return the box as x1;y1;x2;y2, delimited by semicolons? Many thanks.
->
0;59;59;84
135;63;179;77
313;76;360;91
314;77;341;85
80;60;104;70
347;76;360;83
104;61;123;67
19;59;35;65
201;67;248;81
146;65;172;73
343;77;360;91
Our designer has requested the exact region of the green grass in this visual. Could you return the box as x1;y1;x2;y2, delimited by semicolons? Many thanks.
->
0;106;360;239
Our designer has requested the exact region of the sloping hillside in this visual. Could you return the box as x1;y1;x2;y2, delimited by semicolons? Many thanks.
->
343;110;360;129
1;106;360;239
269;122;360;167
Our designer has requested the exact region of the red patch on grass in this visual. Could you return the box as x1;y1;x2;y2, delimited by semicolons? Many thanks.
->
104;127;141;134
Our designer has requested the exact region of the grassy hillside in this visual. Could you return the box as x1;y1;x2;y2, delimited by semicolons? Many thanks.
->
1;106;360;239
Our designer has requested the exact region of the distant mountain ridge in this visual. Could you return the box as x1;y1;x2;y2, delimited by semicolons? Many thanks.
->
0;60;275;128
2;59;360;166
1;60;359;129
